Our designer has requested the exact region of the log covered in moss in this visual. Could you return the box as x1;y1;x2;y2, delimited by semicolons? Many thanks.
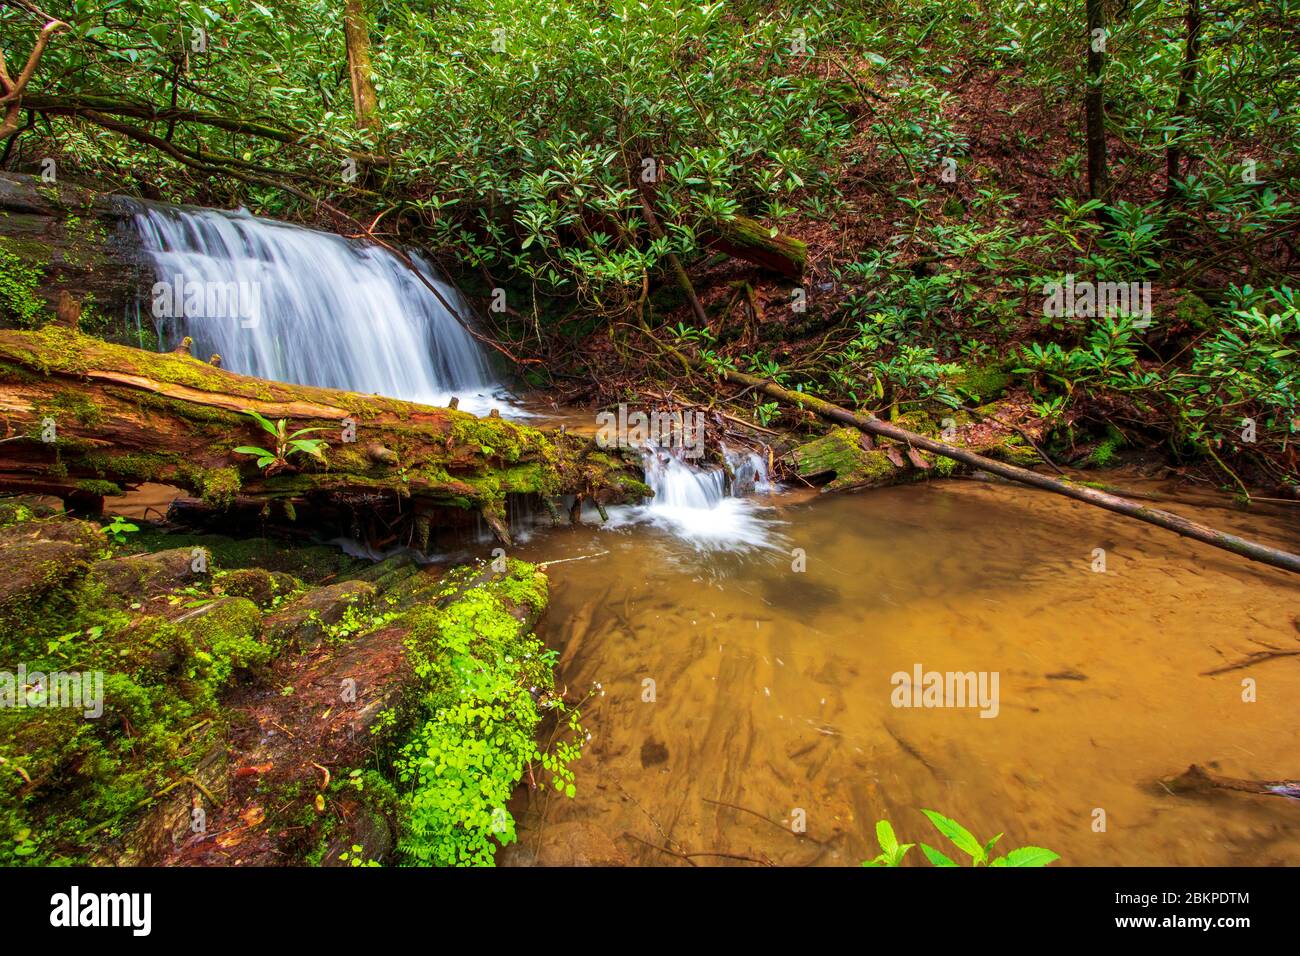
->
705;214;807;278
0;327;648;545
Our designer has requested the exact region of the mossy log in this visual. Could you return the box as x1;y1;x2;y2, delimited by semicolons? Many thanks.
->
705;214;807;278
0;327;648;546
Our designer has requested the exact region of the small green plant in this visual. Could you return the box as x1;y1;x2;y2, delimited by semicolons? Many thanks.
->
862;820;914;866
862;810;1059;867
99;515;138;545
233;410;329;475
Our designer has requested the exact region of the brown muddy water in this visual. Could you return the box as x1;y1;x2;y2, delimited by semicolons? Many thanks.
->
510;476;1300;866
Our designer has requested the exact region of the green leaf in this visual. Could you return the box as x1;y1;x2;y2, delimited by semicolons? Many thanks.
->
243;410;278;437
920;843;958;867
996;846;1060;867
876;819;898;856
922;809;985;862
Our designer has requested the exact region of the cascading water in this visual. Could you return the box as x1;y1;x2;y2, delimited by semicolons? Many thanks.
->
607;443;783;551
132;203;511;414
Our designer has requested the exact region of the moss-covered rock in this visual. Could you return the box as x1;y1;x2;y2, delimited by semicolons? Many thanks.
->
214;567;299;609
264;579;377;649
0;517;101;612
945;363;1015;403
786;426;902;491
89;546;211;599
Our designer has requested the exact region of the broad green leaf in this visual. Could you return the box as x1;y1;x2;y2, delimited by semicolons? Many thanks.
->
997;846;1060;868
876;819;898;855
920;843;958;867
921;809;984;862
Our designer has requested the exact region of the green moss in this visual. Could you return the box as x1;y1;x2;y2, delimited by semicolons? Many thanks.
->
1085;426;1125;468
946;363;1014;403
77;451;180;483
32;390;104;429
933;455;959;477
1171;291;1215;331
789;426;899;491
177;597;270;689
450;415;549;465
196;466;242;508
995;435;1042;467
75;479;123;497
0;237;49;328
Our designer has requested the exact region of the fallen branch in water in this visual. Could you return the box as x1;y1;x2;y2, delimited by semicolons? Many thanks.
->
708;365;1300;575
1200;649;1300;676
1163;764;1300;800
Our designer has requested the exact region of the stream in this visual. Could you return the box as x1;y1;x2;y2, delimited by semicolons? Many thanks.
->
509;466;1300;866
116;205;1300;867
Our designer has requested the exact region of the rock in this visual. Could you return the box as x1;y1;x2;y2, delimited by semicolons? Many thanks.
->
640;738;669;768
346;552;417;591
90;546;211;598
319;799;395;866
500;821;628;867
0;518;99;609
263;579;377;649
216;568;299;608
0;172;147;329
172;597;269;682
0;498;60;527
93;744;228;866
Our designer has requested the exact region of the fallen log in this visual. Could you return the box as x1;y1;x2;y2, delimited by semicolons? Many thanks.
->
713;365;1300;575
0;327;649;547
705;214;807;279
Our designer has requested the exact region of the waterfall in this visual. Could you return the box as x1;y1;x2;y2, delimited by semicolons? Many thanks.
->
604;442;781;551
131;203;509;414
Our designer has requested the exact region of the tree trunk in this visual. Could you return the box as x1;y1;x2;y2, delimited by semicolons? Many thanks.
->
0;19;68;142
1164;0;1202;204
343;0;379;130
714;365;1300;576
0;328;646;546
1085;0;1111;208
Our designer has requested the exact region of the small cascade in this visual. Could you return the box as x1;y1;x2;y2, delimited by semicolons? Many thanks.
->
131;202;511;414
605;441;781;551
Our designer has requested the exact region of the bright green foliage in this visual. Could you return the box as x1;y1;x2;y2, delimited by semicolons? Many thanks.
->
99;515;138;545
918;809;1058;868
1018;291;1299;465
862;810;1059;867
0;244;48;328
233;409;330;475
396;560;583;867
863;811;1055;868
862;819;914;867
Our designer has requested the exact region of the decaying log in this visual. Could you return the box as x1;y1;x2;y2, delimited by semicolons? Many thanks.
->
0;328;649;547
714;365;1300;575
705;214;807;279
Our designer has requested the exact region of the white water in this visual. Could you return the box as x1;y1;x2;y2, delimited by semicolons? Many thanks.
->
132;204;512;415
604;443;783;552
